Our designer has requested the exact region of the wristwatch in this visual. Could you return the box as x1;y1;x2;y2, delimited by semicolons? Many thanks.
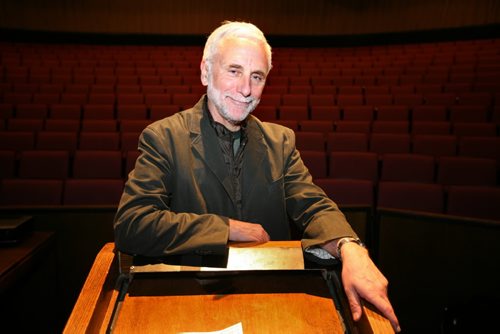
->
336;237;365;261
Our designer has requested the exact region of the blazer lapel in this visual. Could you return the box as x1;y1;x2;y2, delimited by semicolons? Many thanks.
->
242;118;267;198
189;99;235;204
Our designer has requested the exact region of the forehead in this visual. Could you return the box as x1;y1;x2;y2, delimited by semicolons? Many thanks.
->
215;37;269;72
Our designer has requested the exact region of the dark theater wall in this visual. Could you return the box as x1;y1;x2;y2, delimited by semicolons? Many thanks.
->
0;0;499;36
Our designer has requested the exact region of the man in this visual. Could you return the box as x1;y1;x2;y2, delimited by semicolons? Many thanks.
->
114;21;400;332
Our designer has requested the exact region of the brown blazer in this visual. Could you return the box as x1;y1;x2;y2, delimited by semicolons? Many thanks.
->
114;96;356;257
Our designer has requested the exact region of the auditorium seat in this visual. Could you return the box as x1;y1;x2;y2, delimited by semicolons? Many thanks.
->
365;94;393;106
315;178;374;207
371;121;409;133
0;131;35;151
83;104;115;119
36;132;78;151
452;122;497;137
150;105;179;120
72;150;123;179
60;93;88;105
142;85;166;94
334;120;371;133
282;93;308;106
329;152;378;181
18;150;69;179
120;120;151;133
310;106;341;121
172;93;200;109
412;106;448;121
380;153;435;183
300;150;327;179
412;134;457;157
337;94;364;107
295;132;325;151
117;104;148;120
116;85;141;94
342;106;374;121
279;106;308;120
252;106;277;121
327;132;368;152
3;92;32;104
299;120;334;134
377;181;444;214
63;179;124;205
0;150;16;178
81;120;117;132
50;104;82;119
145;93;171;106
374;105;409;121
0;103;14;119
449;106;489;122
44;119;80;132
312;85;337;95
16;103;48;119
423;93;457;106
33;92;60;104
369;133;411;155
79;132;120;150
7;119;45;132
166;85;190;94
393;93;423;108
447;186;500;221
458;137;500;161
412;121;451;135
88;93;115;104
457;92;493;106
0;179;63;205
264;85;287;94
309;94;335;107
437;156;497;186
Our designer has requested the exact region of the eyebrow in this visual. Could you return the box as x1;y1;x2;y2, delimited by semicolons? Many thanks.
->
228;64;267;78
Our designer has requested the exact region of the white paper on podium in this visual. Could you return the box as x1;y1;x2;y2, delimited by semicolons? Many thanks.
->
179;322;243;334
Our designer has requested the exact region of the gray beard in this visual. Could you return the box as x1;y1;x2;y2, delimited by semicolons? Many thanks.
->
206;83;260;125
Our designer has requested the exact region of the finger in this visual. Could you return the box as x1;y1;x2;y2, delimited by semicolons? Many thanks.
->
344;286;363;321
368;295;401;332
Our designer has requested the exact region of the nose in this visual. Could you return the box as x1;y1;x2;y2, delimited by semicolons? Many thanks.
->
237;75;252;97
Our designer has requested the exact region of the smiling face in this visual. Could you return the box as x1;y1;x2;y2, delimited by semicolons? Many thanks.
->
201;37;269;131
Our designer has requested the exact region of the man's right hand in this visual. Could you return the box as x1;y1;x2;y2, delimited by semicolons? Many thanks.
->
229;219;270;242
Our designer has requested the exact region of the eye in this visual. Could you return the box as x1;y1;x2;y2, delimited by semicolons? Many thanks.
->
252;74;265;83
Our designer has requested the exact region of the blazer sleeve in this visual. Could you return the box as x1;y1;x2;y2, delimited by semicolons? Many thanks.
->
113;124;230;257
279;127;359;249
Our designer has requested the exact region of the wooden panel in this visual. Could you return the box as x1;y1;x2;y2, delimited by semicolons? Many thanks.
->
114;293;342;333
1;0;499;35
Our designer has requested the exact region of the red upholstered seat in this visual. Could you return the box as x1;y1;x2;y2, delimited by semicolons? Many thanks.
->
377;181;444;214
0;179;63;205
63;179;124;205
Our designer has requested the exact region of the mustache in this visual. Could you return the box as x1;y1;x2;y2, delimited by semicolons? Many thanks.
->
225;94;257;104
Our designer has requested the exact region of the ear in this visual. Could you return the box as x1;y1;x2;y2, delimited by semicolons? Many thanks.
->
200;60;209;86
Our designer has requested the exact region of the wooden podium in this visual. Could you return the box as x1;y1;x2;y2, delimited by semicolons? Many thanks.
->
64;242;393;333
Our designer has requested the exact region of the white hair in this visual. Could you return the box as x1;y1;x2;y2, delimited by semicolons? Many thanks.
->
202;21;272;73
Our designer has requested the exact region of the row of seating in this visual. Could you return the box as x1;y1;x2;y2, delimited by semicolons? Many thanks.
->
317;180;500;221
2;90;497;105
1;69;499;84
0;81;497;96
2;103;498;124
0;178;124;206
1;131;498;159
3;118;499;136
1;177;499;221
1;149;497;186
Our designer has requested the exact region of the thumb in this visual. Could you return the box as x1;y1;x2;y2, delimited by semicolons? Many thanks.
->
345;287;363;321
